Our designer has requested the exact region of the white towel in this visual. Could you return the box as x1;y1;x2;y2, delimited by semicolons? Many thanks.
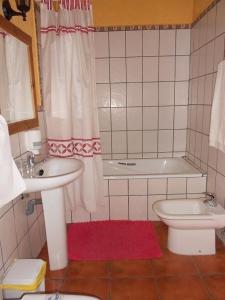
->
209;60;225;152
0;115;25;207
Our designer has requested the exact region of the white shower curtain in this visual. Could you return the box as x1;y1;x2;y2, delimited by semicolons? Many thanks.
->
40;0;103;212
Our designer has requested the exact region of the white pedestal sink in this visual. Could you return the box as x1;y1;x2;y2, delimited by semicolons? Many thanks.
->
22;157;84;270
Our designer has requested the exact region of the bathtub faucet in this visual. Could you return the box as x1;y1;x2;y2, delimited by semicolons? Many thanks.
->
203;192;217;207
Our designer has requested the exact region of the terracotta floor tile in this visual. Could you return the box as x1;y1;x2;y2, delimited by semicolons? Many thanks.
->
152;248;197;276
46;266;68;279
153;221;168;249
204;274;225;300
61;278;109;300
66;261;110;278
193;248;225;274
111;278;158;300
157;275;210;300
45;279;63;292
110;260;154;278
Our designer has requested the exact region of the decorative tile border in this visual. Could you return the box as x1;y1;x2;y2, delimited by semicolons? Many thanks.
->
95;24;191;32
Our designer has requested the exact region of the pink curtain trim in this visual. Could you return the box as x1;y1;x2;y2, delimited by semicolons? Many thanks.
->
42;0;91;10
41;25;95;34
47;138;101;157
0;32;6;37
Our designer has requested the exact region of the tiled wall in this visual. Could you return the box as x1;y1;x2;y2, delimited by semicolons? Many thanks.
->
72;176;206;222
187;0;225;207
0;111;47;282
95;28;190;159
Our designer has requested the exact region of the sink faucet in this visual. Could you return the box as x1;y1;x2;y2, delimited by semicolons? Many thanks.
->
203;192;217;207
27;152;36;168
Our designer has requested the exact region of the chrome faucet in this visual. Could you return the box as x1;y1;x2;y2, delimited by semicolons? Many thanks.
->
27;152;36;168
203;192;217;207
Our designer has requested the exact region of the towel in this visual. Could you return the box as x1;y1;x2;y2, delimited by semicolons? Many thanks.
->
209;60;225;152
0;115;25;207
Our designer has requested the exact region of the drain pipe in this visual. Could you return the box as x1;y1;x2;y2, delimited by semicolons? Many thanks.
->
25;198;42;215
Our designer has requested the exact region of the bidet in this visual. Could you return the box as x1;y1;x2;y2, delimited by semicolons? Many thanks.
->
153;198;225;255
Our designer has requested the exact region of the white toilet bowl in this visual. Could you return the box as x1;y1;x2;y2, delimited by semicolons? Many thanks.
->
153;198;225;255
21;294;100;300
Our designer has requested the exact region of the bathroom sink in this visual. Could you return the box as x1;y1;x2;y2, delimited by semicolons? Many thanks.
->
23;157;84;193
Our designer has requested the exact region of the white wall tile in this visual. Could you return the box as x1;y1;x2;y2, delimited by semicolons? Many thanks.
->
10;134;20;158
175;56;190;81
143;107;158;130
148;195;166;220
110;196;128;220
158;130;173;152
129;196;147;220
109;180;128;196
13;199;28;244
98;108;111;131
96;84;110;107
110;58;126;83
129;179;147;195
112;132;127;154
96;59;109;83
127;107;142;130
100;132;111;154
206;41;215;74
176;29;190;55
159;56;175;81
127;83;142;107
187;177;206;194
175;81;189;105
111;83;126;107
18;234;32;258
213;34;225;71
109;31;125;57
143;30;159;56
159;82;174;106
215;173;225;206
95;32;109;58
143;57;159;82
215;0;225;37
174;130;186;152
0;209;17;263
148;178;167;195
126;31;142;57
160;30;176;56
207;6;216;42
174;106;187;129
127;57;142;82
168;178;187;194
128;131;142;153
143;131;158;153
159;107;174;129
111;108;126;131
143;83;158;106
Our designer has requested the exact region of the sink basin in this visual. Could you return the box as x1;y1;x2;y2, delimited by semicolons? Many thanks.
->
23;157;84;193
20;156;84;271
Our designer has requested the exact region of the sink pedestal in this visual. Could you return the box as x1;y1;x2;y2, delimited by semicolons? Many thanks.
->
41;188;68;270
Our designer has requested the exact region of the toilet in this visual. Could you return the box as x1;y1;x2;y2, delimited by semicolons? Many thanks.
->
153;198;225;255
21;294;100;300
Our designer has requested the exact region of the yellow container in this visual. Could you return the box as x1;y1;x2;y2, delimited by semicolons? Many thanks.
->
0;259;46;299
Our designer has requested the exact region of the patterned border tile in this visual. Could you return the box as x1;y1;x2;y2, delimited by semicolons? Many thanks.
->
95;24;191;32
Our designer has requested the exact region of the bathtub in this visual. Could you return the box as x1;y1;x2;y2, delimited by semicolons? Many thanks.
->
103;157;203;179
96;157;207;221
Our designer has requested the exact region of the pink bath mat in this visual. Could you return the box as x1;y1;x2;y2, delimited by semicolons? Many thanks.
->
68;221;162;261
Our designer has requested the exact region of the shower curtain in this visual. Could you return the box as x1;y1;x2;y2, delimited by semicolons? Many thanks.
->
40;0;103;212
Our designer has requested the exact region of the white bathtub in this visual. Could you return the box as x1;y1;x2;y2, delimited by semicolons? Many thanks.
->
103;158;203;179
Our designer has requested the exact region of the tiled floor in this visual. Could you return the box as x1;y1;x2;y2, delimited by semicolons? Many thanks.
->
38;222;225;300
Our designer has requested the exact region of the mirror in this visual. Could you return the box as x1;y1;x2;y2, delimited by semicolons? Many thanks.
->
0;15;38;134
